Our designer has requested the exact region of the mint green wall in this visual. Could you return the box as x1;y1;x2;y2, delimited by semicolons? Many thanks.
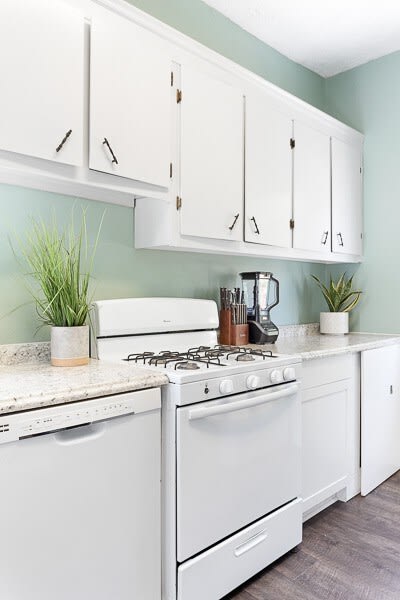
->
0;0;327;344
128;0;325;108
324;51;400;333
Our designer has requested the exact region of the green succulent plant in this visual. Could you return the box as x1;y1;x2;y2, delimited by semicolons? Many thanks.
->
312;273;362;313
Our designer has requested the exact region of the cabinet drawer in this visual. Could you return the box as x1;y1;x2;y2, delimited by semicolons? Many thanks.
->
301;354;354;389
177;498;302;600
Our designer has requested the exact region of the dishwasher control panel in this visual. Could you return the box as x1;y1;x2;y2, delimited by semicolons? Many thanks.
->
0;388;161;443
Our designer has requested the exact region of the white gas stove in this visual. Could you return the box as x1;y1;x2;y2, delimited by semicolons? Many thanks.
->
93;297;302;600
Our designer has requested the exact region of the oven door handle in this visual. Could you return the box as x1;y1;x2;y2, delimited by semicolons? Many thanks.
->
188;382;300;421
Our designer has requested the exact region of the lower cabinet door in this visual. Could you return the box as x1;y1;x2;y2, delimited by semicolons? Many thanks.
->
302;380;349;514
361;345;400;495
177;499;302;600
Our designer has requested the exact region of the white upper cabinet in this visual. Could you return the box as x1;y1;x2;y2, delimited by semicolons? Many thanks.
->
292;122;331;254
90;8;171;187
0;0;84;166
179;66;244;241
245;93;293;248
332;138;363;256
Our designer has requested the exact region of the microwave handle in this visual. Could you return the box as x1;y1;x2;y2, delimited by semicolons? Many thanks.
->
188;382;299;421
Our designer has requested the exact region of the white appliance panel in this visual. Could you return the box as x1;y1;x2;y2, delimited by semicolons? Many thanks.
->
95;330;218;363
177;499;302;600
176;383;301;561
0;392;161;600
93;298;219;337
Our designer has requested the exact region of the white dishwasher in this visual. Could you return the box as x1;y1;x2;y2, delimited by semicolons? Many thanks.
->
0;387;161;600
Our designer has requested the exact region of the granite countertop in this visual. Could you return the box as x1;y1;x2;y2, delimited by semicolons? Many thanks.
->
0;359;168;415
262;332;400;360
1;329;399;415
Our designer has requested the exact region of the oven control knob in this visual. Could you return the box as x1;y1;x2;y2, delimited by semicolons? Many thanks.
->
270;369;283;384
283;367;296;381
246;375;260;390
219;380;234;395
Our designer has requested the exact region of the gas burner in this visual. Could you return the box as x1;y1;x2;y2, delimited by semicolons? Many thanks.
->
124;352;154;363
225;348;248;359
188;346;211;355
215;345;240;352
236;353;255;362
149;352;181;365
175;361;200;371
205;350;225;359
251;349;274;359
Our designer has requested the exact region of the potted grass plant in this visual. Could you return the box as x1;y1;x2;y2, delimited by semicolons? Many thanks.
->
312;273;362;335
18;211;102;366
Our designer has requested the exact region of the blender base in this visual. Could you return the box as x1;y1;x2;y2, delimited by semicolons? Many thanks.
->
248;320;279;344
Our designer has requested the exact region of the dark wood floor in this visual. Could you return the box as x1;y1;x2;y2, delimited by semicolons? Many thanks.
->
226;471;400;600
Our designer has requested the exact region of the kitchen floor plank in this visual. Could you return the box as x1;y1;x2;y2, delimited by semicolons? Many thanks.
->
226;471;400;600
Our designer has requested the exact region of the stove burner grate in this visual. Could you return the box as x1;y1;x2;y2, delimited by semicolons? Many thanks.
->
123;344;277;370
124;352;154;363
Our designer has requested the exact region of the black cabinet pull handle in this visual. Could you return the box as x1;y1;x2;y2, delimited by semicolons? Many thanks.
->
321;231;329;245
251;216;260;234
103;138;119;164
337;232;344;246
56;129;72;153
229;214;239;231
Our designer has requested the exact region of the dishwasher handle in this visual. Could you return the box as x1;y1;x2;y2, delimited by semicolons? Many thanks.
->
188;382;300;421
54;421;107;445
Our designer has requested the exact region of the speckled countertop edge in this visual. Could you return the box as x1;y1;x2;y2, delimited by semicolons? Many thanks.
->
1;328;399;414
0;359;168;415
268;332;400;361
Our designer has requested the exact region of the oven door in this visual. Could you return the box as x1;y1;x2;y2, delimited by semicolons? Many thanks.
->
176;381;301;562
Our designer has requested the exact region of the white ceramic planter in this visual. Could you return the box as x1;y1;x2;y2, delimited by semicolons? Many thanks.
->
51;325;90;367
320;312;349;335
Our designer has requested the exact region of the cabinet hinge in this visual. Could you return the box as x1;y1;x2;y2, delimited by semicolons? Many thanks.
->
176;196;182;210
171;71;174;87
290;138;295;149
290;219;295;229
170;162;173;178
176;89;182;103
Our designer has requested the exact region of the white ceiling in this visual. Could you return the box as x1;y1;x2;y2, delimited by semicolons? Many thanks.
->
202;0;400;77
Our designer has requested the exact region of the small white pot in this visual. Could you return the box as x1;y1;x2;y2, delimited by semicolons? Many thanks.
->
51;325;90;367
320;312;349;335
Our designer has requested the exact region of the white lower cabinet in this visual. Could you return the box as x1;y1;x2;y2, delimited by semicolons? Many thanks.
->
361;344;400;495
301;354;360;519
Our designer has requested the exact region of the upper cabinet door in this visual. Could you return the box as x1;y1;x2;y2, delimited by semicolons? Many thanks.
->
179;67;244;241
0;0;84;166
245;93;292;248
90;8;171;187
293;122;331;253
332;138;363;256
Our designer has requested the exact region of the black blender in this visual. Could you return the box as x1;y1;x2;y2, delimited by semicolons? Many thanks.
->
240;272;280;344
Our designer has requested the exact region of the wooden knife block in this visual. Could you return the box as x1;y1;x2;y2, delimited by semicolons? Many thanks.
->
219;310;249;346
